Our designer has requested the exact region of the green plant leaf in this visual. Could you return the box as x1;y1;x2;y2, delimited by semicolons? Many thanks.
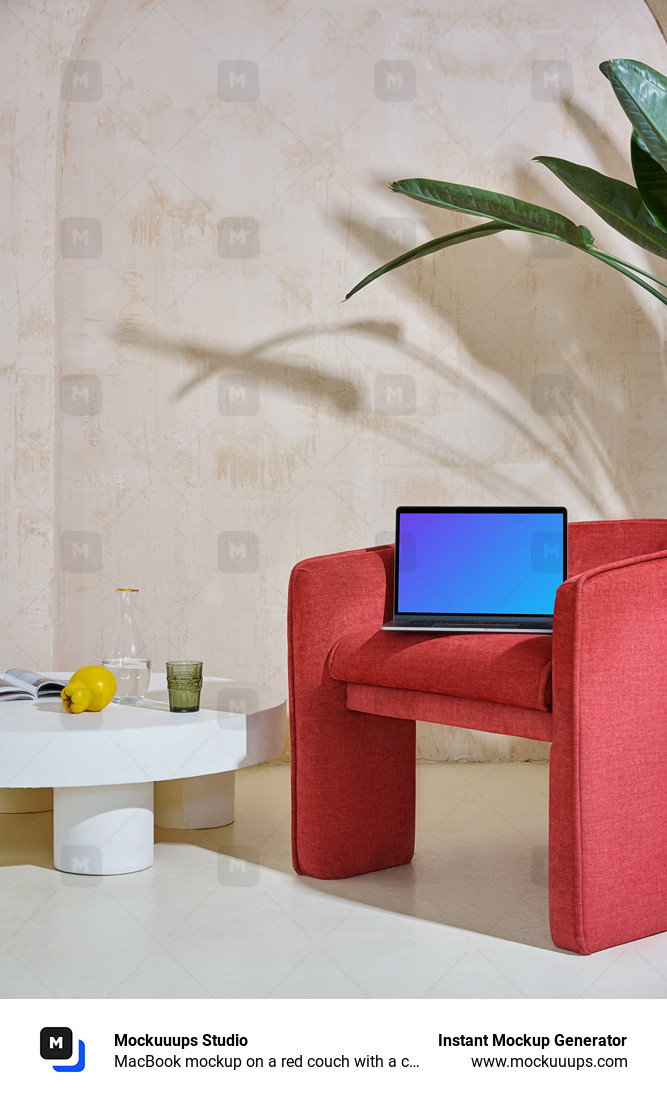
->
389;178;593;247
630;130;667;232
345;212;667;306
602;59;667;173
535;154;667;259
345;223;508;300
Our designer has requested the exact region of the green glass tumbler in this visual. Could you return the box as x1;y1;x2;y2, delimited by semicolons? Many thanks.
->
166;661;203;713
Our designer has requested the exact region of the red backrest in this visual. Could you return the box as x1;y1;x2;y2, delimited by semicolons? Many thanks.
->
567;519;667;577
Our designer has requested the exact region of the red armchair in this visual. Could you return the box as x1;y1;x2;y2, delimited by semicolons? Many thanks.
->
288;519;667;955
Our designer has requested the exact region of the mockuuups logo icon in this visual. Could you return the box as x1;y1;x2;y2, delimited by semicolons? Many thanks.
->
40;1027;86;1072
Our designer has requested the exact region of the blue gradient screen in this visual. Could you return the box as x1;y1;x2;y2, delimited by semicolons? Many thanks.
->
396;510;565;615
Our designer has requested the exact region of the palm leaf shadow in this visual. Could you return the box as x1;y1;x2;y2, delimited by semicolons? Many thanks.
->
341;173;667;514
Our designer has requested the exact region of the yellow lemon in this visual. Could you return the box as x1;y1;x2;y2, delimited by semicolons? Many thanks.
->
61;665;117;713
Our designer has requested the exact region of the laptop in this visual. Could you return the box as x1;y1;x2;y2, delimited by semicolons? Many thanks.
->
381;506;567;633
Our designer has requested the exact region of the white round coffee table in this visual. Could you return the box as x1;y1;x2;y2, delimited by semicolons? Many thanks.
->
0;675;285;874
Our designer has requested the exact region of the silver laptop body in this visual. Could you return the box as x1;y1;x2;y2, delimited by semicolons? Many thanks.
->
381;506;567;634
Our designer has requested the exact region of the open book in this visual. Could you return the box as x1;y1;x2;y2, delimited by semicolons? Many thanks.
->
0;668;67;701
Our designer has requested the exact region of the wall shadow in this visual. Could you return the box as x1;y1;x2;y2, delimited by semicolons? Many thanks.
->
339;163;667;515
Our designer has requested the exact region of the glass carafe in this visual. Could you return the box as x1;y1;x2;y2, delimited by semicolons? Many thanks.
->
102;588;151;704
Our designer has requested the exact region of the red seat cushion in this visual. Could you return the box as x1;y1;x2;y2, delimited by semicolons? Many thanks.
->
328;627;553;711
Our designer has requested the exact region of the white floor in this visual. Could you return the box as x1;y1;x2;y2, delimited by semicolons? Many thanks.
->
1;761;666;999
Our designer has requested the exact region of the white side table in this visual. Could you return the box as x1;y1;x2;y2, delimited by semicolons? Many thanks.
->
0;675;285;875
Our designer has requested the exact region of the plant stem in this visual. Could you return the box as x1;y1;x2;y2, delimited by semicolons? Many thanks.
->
587;245;667;290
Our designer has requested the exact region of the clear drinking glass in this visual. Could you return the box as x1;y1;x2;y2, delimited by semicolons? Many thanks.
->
166;661;203;713
102;589;151;704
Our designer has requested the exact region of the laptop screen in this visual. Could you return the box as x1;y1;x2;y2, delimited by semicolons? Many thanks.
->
395;507;567;616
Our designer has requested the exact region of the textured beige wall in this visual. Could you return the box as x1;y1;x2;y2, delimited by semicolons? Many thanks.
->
0;1;91;673
4;0;667;760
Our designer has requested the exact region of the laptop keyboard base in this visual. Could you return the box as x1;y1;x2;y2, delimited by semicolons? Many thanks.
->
382;617;552;633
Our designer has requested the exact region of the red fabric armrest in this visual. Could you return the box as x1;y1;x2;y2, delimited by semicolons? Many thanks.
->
288;544;394;666
288;544;416;879
288;542;395;762
553;546;667;703
550;548;667;953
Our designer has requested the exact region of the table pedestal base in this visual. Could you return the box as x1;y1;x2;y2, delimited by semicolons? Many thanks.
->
154;772;235;829
54;782;154;875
